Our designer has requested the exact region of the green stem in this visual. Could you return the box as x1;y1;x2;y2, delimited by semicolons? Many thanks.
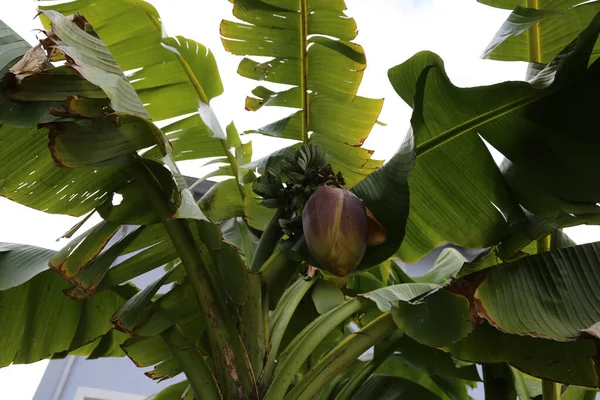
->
299;0;310;144
263;298;367;400
527;0;542;64
127;158;256;399
542;380;561;400
250;208;286;271
161;326;222;400
333;335;403;400
537;234;551;253
284;313;397;400
262;277;318;387
240;271;266;383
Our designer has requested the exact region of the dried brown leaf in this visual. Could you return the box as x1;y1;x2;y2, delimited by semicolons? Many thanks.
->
8;45;47;82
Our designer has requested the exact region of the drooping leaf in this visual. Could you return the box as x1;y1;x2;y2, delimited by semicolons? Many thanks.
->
41;10;148;117
66;227;144;296
0;243;55;290
42;113;167;168
50;220;120;279
0;268;125;367
4;66;108;102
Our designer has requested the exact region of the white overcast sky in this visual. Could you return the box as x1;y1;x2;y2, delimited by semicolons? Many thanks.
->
0;0;599;399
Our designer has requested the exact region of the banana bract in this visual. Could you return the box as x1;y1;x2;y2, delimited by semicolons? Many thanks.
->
302;186;368;276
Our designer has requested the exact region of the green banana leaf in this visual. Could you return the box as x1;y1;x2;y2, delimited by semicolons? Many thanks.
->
388;51;518;262
0;242;128;367
221;0;383;188
482;1;600;65
478;0;586;11
36;0;252;223
389;11;600;262
0;20;128;216
373;239;600;387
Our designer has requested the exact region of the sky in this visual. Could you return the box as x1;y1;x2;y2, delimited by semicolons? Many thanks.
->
0;0;599;399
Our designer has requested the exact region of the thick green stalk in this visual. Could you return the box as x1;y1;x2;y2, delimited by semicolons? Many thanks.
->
250;208;286;271
262;277;318;387
161;326;222;400
542;381;561;400
127;159;256;399
263;298;367;400
284;313;397;400
333;335;403;400
527;0;542;63
299;0;310;144
537;234;551;253
240;271;266;382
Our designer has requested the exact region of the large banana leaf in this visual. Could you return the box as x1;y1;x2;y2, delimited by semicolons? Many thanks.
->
388;11;600;262
36;0;246;196
0;243;128;367
0;7;230;374
0;17;130;216
482;1;600;65
37;0;262;227
388;52;518;262
477;0;587;11
221;0;383;188
370;238;600;387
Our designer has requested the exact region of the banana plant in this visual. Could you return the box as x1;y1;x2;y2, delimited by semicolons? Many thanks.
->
1;0;600;399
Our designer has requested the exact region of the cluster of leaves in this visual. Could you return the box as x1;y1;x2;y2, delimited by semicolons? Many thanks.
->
0;0;600;399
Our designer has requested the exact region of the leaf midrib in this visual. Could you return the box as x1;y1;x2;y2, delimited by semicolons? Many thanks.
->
415;85;546;156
